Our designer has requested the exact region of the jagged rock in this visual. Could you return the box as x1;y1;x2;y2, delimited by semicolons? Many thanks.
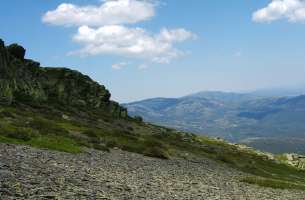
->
0;39;128;118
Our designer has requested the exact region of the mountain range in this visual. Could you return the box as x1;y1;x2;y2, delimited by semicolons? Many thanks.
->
125;91;305;154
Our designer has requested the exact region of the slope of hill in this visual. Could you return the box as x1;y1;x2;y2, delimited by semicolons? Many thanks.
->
125;92;305;154
2;39;305;198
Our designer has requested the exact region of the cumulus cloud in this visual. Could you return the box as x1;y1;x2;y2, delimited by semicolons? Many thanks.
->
43;0;196;66
253;0;305;23
42;0;156;26
71;25;196;64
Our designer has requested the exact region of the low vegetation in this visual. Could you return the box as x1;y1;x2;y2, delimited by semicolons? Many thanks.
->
1;104;305;191
241;176;305;190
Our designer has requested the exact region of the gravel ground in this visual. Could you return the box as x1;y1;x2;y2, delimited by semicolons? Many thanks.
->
1;143;305;200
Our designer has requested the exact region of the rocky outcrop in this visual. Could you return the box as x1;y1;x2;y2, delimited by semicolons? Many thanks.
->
0;39;127;118
7;43;26;60
283;153;305;170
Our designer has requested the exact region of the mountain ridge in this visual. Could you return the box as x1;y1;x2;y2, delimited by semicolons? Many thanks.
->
125;91;305;154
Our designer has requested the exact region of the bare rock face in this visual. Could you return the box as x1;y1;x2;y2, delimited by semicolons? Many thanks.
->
0;39;127;118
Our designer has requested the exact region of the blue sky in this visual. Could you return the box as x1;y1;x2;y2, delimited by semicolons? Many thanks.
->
1;0;305;102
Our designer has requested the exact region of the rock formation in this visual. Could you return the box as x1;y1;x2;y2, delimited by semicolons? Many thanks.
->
0;39;127;118
283;153;305;169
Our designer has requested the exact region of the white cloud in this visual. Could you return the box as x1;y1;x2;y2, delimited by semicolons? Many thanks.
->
42;0;156;27
253;0;305;23
112;62;128;70
43;0;196;67
71;25;196;64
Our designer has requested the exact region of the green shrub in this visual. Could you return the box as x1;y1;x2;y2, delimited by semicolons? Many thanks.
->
143;137;170;159
106;140;119;148
28;117;68;135
0;110;15;118
82;130;99;138
6;128;38;141
144;146;170;159
241;176;305;190
216;154;236;164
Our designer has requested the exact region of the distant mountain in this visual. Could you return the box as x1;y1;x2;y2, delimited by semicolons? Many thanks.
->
184;91;258;103
125;91;305;152
241;137;305;155
250;87;305;97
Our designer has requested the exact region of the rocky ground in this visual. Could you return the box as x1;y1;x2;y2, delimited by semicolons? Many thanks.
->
1;143;305;200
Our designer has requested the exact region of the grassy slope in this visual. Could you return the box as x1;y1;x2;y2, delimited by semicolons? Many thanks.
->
1;103;305;190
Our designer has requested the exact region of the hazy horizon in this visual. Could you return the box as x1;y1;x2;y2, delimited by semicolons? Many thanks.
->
122;84;305;103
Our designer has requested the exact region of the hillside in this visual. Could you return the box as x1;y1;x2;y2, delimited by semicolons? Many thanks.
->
1;39;305;199
125;92;305;154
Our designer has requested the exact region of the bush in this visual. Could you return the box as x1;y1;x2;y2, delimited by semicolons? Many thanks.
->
6;128;38;141
106;140;119;148
143;138;170;159
82;130;99;138
216;154;235;164
28;117;68;135
0;110;15;118
144;146;170;159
